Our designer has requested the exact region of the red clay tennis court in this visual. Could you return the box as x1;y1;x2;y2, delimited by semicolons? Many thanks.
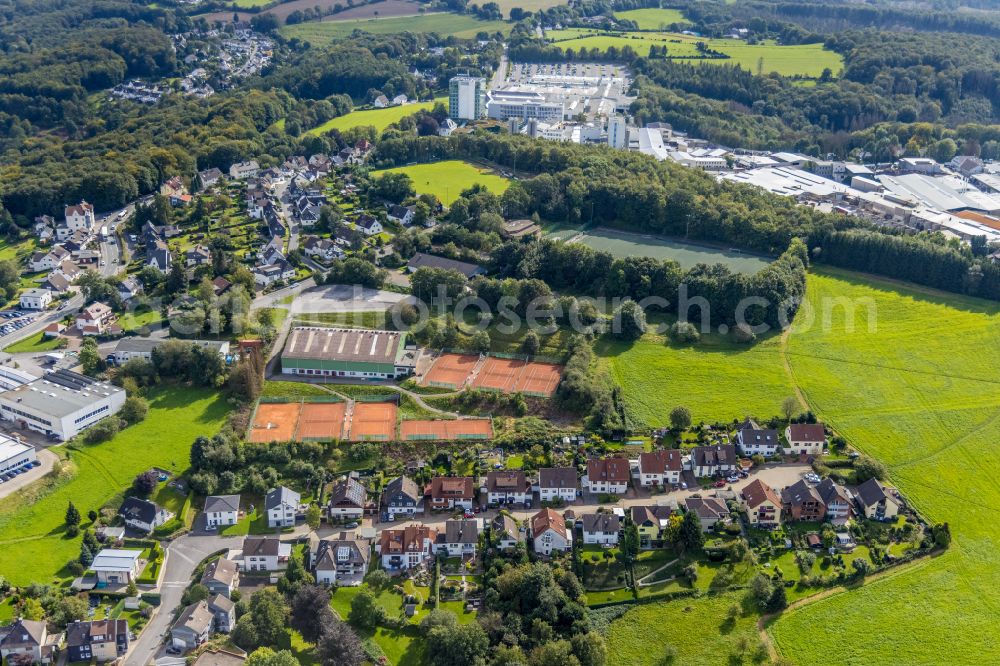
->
515;361;562;397
349;402;398;441
249;402;300;442
297;402;347;440
400;419;493;441
471;357;523;393
421;353;479;389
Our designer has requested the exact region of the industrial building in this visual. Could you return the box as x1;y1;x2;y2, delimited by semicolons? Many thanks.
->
448;76;486;120
111;337;231;365
489;62;634;123
280;327;417;379
0;435;36;475
0;369;127;440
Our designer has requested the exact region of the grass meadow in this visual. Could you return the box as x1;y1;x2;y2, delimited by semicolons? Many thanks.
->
305;97;447;136
613;7;689;29
372;160;509;204
0;386;229;585
280;13;510;44
546;29;843;77
602;267;1000;664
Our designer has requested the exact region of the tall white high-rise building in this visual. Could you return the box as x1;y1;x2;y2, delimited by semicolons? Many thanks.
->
608;115;627;149
449;76;486;121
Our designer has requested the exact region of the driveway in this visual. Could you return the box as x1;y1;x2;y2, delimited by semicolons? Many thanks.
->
123;533;243;666
0;448;58;500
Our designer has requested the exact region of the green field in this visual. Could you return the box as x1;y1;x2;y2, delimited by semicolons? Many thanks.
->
372;160;509;204
491;0;569;16
0;386;230;585
613;7;689;29
305;96;447;136
233;0;272;6
545;226;770;273
600;267;1000;663
3;331;66;353
280;13;510;44
546;29;843;77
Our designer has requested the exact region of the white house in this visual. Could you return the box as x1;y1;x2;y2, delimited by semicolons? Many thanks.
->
76;301;116;336
387;205;415;226
313;535;370;586
581;513;620;546
584;458;629;495
392;94;408;106
736;427;781;457
328;477;366;521
373;95;389;108
229;160;260;179
530;508;570;555
784;423;827;456
65;201;95;231
265;486;300;528
91;549;143;584
241;537;289;572
537;467;577;503
253;261;295;287
118;497;172;534
0;369;127;440
356;214;382;236
204;495;240;527
382;476;422;521
19;288;53;311
492;514;522;551
438;519;479;558
377;525;437;571
483;470;531;506
637;449;682;487
29;245;70;272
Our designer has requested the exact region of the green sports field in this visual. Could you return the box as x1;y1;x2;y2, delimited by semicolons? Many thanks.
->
546;29;843;77
372;160;509;204
613;7;689;29
0;386;230;585
280;13;510;44
305;96;447;135
602;267;1000;663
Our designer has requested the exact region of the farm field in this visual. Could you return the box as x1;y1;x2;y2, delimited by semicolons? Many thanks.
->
614;7;689;29
545;29;843;77
305;96;447;135
323;0;425;20
0;386;229;585
545;225;771;273
280;13;510;44
372;160;509;204
767;268;1000;663
490;0;570;17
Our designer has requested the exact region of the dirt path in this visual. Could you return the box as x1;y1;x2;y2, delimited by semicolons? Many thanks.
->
778;325;809;412
636;557;679;586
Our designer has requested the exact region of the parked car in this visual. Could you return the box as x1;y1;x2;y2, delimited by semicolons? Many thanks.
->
713;480;726;488
345;522;359;529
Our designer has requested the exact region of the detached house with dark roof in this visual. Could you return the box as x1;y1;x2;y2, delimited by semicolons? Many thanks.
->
782;479;826;521
0;619;55;664
119;496;172;534
492;514;522;550
631;505;674;544
684;497;731;532
201;558;239;598
854;478;900;521
537;467;578;503
65;619;129;662
313;532;370;585
383;476;422;521
736;428;781;457
170;600;214;652
690;445;738;478
329;477;367;521
241;537;289;571
817;478;854;525
438;519;479;557
265;486;300;528
204;495;240;528
581;513;621;546
483;470;531;505
584;457;630;495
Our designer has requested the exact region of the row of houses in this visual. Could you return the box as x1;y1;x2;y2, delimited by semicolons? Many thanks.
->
118;483;298;534
0;617;130;664
740;476;900;529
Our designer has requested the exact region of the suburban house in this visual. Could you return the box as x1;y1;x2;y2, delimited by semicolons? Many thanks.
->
483;470;531;506
585;457;630;495
581;513;621;546
817;478;854;525
252;261;295;287
147;240;172;273
28;245;70;272
241;537;289;571
198;168;223;190
119;497;172;534
782;480;826;521
736;428;781;457
91;549;143;584
76;302;117;336
530;508;571;555
185;245;211;267
265;486;300;528
383;476;423;521
684;497;731;532
637;449;682;487
427;476;475;511
303;236;344;262
229;160;260;179
201;557;239;598
537;467;578;503
170;601;214;652
392;94;408;106
204;495;240;528
207;595;235;634
492;514;522;551
19;288;53;311
65;201;96;230
329;477;367;521
373;94;389;108
313;533;370;586
377;525;437;570
690;445;738;478
117;276;144;302
741;479;783;527
356;214;383;236
0;619;55;664
65;619;129;663
387;204;415;226
784;423;827;456
631;505;674;545
438;519;479;557
854;478;901;521
44;273;71;294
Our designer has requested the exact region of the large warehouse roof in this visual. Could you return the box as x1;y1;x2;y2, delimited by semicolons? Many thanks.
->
0;370;123;418
879;174;1000;213
283;327;406;365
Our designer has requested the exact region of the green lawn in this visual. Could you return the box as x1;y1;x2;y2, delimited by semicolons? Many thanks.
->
766;268;1000;664
0;237;36;262
546;29;843;78
614;7;689;29
607;592;763;665
261;380;335;399
3;331;66;353
119;309;163;332
281;13;510;44
372;160;509;205
491;0;569;17
0;386;230;585
305;97;447;135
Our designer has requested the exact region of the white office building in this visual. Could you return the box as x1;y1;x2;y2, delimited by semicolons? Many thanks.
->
608;115;627;149
19;289;52;311
0;435;36;475
487;90;564;122
0;370;126;440
449;76;486;121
